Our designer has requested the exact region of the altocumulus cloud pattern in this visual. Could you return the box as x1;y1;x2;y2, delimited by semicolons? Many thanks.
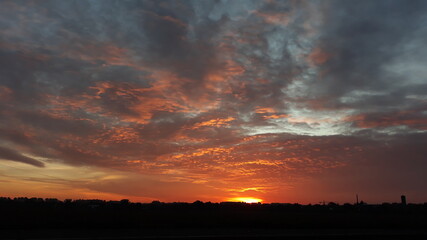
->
0;0;427;203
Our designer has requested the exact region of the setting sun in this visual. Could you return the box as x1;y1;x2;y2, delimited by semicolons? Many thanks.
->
228;197;263;203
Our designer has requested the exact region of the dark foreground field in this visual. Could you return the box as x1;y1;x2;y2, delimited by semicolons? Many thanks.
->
2;228;427;240
2;198;427;239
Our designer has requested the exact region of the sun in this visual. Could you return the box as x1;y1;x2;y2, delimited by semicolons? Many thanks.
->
228;197;263;203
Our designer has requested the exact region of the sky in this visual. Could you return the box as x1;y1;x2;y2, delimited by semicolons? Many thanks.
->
1;0;427;204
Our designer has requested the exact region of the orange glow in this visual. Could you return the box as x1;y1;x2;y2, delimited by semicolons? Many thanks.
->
255;107;276;114
191;117;235;129
228;197;263;203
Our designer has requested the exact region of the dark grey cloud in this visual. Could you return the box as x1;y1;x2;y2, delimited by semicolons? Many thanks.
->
313;0;427;108
0;146;44;167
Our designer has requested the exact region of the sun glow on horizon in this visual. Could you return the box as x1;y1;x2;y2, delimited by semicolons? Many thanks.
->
228;197;263;203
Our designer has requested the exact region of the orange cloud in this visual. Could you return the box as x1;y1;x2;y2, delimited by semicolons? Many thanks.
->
191;117;235;129
254;107;288;120
84;80;191;124
171;147;234;159
255;107;276;114
92;127;143;144
203;59;245;95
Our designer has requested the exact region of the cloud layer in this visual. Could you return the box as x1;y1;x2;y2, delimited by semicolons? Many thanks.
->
1;0;427;203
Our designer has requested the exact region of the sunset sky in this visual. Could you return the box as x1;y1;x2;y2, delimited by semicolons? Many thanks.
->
1;0;427;204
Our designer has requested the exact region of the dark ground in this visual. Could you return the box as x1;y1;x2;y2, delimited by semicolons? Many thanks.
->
2;228;427;240
1;197;427;239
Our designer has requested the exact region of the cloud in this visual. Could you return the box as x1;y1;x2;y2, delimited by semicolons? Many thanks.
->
1;0;427;202
307;0;427;106
0;146;44;167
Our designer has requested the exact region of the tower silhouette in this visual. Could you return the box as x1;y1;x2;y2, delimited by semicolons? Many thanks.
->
401;195;407;205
